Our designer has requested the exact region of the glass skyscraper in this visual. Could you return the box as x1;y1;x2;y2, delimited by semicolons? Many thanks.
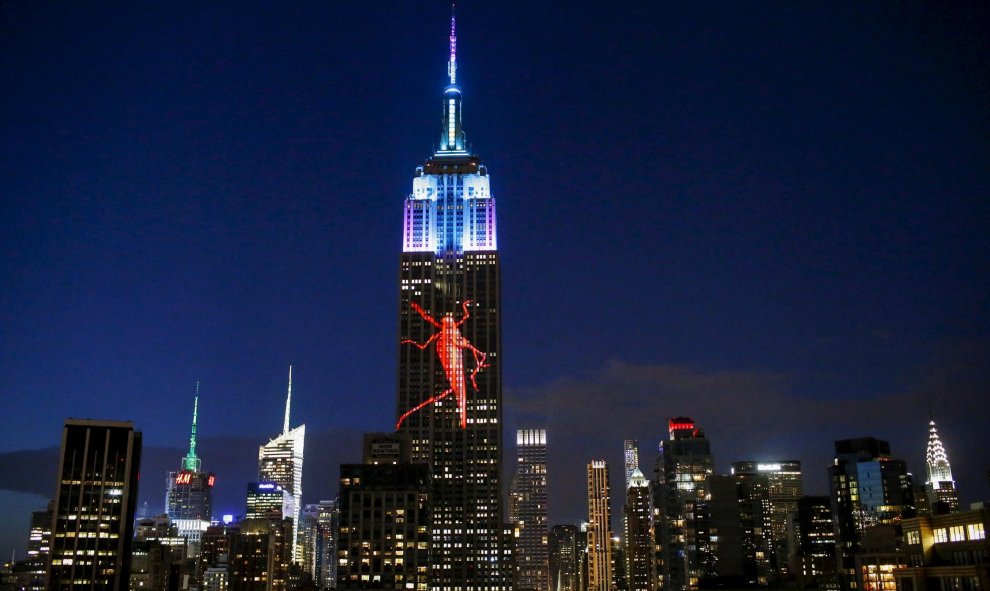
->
259;366;305;564
395;11;507;591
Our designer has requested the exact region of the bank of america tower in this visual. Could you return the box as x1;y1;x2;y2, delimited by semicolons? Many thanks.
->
396;11;508;591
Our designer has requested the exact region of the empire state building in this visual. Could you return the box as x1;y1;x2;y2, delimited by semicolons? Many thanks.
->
396;12;508;590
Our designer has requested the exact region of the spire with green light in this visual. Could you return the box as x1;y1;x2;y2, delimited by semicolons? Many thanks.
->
182;383;202;472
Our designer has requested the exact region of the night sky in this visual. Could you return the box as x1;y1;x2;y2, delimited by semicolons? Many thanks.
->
2;2;989;560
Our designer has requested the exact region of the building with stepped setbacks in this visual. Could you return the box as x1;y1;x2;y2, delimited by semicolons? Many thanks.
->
924;418;960;514
394;9;509;590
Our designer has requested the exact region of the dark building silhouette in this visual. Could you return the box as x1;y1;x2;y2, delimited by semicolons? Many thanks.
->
828;438;914;590
549;525;580;591
624;470;657;591
48;419;142;591
336;434;430;590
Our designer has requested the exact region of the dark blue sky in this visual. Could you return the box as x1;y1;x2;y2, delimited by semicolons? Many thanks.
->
2;3;989;559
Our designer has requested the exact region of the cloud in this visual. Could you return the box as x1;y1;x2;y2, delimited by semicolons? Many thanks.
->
0;427;366;520
505;341;990;526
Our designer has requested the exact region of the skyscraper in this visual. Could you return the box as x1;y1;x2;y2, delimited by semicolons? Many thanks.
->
654;417;715;591
166;389;216;553
730;461;803;576
548;525;580;591
586;461;613;591
510;429;550;591
827;437;914;590
395;11;507;591
624;469;656;591
924;419;960;514
48;419;142;591
259;366;305;564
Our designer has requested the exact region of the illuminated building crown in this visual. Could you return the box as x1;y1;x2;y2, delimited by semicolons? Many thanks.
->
401;9;497;255
181;384;201;472
925;419;953;484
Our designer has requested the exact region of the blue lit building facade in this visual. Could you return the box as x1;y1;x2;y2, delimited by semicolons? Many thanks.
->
395;12;508;591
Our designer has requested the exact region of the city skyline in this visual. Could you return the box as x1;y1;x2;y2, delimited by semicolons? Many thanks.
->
2;2;989;563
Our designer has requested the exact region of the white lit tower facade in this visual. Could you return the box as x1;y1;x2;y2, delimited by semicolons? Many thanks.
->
259;366;306;563
925;419;960;514
395;11;508;591
165;388;216;553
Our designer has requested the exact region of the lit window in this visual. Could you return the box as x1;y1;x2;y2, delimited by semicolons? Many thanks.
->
967;523;985;540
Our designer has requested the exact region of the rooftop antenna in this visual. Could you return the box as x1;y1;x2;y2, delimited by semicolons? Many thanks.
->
182;382;201;472
448;3;457;85
283;365;293;435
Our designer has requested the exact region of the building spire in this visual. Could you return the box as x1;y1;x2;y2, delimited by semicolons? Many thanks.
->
283;365;293;435
448;4;457;86
438;4;466;154
925;418;953;483
182;383;202;472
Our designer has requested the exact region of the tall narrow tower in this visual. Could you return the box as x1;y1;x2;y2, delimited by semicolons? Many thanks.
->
166;386;216;553
395;8;506;591
259;366;306;563
586;460;613;591
925;419;960;513
510;429;550;591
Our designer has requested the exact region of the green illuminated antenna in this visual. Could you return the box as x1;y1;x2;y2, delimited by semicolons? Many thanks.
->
182;382;202;472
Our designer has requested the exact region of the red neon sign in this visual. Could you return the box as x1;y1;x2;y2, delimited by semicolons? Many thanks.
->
175;472;192;485
207;475;216;487
397;300;489;430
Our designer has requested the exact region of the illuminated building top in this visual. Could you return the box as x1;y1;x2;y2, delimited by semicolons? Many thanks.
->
402;9;497;255
667;416;698;440
259;365;305;563
182;385;201;472
925;419;953;484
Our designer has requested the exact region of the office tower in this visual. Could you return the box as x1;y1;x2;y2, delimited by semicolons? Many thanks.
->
549;525;580;591
654;417;715;591
624;470;656;591
336;434;430;590
394;11;506;591
791;496;837;587
246;482;290;520
730;460;803;576
24;502;53;591
924;419;960;514
259;366;305;563
828;438;914;590
611;537;627;591
166;390;216;553
315;500;340;590
229;518;293;591
707;473;773;585
510;429;550;591
586;461;613;591
130;516;188;591
48;419;142;591
299;505;320;583
624;441;640;491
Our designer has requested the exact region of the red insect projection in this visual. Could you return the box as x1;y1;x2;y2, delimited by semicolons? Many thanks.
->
396;300;489;431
